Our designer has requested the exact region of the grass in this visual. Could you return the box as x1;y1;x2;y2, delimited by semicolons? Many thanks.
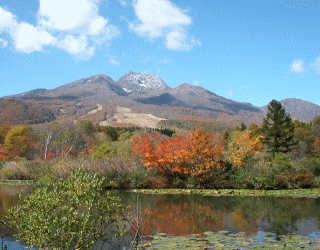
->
0;179;33;185
128;188;320;198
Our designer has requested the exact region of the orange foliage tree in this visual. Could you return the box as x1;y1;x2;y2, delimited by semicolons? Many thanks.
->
229;131;262;167
131;125;225;185
132;132;190;178
188;126;225;183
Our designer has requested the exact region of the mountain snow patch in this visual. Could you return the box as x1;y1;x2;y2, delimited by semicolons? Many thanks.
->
123;71;168;90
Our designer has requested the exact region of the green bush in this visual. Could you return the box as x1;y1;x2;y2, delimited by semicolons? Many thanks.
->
233;158;289;189
293;157;320;177
92;141;114;159
1;169;127;250
130;165;150;188
233;153;318;189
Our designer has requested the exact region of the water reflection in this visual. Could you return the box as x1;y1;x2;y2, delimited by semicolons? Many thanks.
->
0;185;32;249
1;187;320;249
116;191;320;237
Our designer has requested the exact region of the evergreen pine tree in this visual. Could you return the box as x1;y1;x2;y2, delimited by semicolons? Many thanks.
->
261;100;297;153
240;122;247;131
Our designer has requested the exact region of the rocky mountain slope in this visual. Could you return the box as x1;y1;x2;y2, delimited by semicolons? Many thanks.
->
117;71;171;93
1;72;319;127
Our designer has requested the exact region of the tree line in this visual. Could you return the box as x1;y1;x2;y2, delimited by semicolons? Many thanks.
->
0;100;320;188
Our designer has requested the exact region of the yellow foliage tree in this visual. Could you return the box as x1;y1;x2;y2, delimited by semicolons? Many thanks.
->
229;131;262;167
4;126;35;159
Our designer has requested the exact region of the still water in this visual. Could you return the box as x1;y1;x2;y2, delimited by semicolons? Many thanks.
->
1;186;320;249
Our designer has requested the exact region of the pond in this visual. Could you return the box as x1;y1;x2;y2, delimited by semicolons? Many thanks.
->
1;186;320;249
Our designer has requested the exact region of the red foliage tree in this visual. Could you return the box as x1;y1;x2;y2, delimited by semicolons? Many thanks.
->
0;146;10;161
131;125;225;184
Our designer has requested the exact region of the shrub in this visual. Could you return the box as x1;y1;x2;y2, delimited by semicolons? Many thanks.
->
233;153;317;189
92;141;114;159
130;165;150;188
293;157;320;177
0;161;31;180
233;156;290;189
1;169;127;250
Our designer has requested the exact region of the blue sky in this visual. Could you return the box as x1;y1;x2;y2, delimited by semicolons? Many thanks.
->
0;0;320;107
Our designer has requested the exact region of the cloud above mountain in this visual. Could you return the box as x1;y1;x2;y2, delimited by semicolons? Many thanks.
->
129;0;200;51
290;59;306;73
0;0;120;59
0;0;199;59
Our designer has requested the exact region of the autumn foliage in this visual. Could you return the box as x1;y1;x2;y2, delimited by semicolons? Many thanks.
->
229;131;262;167
131;125;225;183
314;139;320;157
4;126;35;159
0;146;10;161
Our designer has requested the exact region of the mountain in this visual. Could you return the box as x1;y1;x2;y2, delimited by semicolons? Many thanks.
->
116;71;171;93
261;98;320;122
169;83;261;115
134;93;187;107
1;72;320;127
0;99;55;125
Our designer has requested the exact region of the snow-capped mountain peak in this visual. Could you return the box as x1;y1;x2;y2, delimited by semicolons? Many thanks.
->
118;71;171;91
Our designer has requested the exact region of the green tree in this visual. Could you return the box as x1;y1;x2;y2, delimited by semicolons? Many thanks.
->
249;123;261;138
96;126;118;141
293;127;315;158
1;169;126;250
311;115;320;139
261;100;297;154
92;140;114;159
77;119;95;139
240;122;247;131
223;131;230;146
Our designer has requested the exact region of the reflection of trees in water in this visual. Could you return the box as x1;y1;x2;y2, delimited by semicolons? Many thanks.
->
0;185;32;239
0;185;32;216
2;189;320;241
117;193;320;237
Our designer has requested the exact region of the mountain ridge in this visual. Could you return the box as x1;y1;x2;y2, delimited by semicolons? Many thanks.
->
1;72;320;126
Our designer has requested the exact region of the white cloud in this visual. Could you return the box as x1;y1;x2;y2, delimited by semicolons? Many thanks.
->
129;0;200;51
0;7;18;32
57;34;94;57
193;80;198;86
290;59;306;73
0;38;8;47
105;55;120;65
88;16;108;35
310;56;320;74
38;0;101;33
37;0;120;54
119;0;130;6
0;7;56;53
0;1;120;59
13;22;56;53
